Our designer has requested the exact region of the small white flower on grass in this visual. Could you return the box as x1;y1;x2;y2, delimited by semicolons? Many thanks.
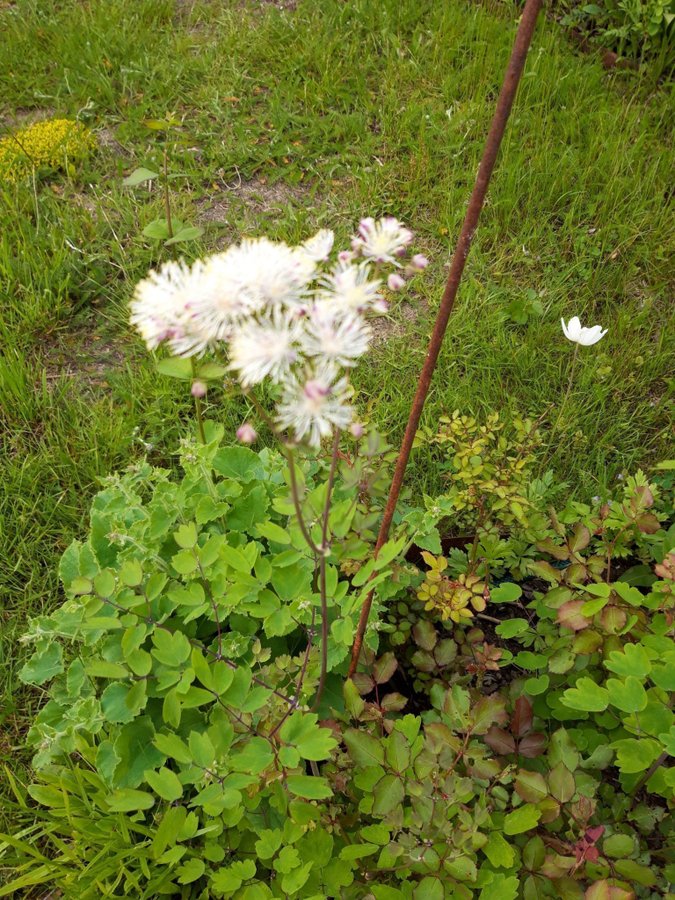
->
352;216;413;264
301;305;371;368
229;307;303;387
321;262;384;313
299;229;335;263
276;365;354;446
561;315;607;346
130;258;212;357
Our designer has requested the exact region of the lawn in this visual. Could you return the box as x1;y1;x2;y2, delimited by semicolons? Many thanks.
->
0;0;673;821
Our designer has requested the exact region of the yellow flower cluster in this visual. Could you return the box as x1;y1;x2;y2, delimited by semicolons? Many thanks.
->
0;118;95;182
416;552;488;624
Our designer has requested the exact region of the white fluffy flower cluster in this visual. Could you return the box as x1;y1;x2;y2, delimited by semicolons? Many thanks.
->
130;219;425;446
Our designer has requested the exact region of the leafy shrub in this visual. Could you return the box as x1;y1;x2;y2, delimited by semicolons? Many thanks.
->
5;414;674;896
557;0;675;74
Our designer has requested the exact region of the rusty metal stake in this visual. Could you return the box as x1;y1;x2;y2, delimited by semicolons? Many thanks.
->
348;0;543;676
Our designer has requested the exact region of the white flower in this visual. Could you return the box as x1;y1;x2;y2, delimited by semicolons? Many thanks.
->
276;365;353;446
229;308;303;387
130;258;213;357
561;316;607;346
301;305;371;367
298;229;334;263
320;262;384;314
352;216;413;264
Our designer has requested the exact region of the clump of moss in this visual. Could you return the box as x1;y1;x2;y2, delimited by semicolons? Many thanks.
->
0;118;95;182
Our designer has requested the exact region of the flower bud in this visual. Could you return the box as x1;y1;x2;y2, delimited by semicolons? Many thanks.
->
191;380;207;398
411;253;429;270
387;273;405;291
236;423;257;444
350;422;364;438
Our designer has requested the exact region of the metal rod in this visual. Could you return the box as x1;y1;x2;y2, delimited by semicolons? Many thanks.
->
348;0;543;676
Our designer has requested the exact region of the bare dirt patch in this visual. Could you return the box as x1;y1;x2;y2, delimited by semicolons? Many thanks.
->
196;175;315;246
43;324;136;392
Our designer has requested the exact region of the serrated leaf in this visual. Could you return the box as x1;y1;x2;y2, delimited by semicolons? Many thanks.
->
286;774;332;799
372;773;404;816
503;803;541;835
344;729;385;767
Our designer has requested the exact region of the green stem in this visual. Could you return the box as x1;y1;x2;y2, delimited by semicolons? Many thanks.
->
247;390;321;556
550;342;579;443
313;430;341;710
190;359;206;444
163;147;173;239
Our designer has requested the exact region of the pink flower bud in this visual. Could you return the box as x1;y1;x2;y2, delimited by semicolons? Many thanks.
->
350;422;364;438
412;254;429;270
338;250;353;263
387;273;405;291
236;423;257;444
191;381;207;398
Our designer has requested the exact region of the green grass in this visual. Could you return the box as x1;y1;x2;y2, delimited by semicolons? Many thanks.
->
0;0;673;808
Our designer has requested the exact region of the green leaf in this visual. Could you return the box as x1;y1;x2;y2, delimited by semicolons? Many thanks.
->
613;859;656;887
174;522;198;549
482;832;516;868
496;618;529;638
154;732;192;764
490;582;522;603
606;675;648;713
344;729;385;767
144;766;183;801
503;804;542;835
281;861;313;895
119;558;143;586
152;629;192;667
106;788;155;812
479;874;519;900
612;738;661;774
152;806;187;858
514;770;548;803
143;218;171;240
213;447;265;482
286;774;333;799
210;859;256;892
524;674;549;695
255;521;291;545
123;166;159;186
156;357;193;380
548;762;575;803
177;858;206;884
385;731;410;774
101;681;146;724
604;643;652;678
560;678;609;712
94;570;116;597
19;642;64;685
280;712;337;761
372;773;404;816
602;833;635;858
165;225;204;246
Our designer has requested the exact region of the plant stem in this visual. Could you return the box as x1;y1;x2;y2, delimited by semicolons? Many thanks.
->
190;359;206;443
630;751;668;802
163;146;173;239
550;343;579;444
313;430;341;710
246;390;321;556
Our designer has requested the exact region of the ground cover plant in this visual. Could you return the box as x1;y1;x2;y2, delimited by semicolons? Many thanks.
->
0;0;673;895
